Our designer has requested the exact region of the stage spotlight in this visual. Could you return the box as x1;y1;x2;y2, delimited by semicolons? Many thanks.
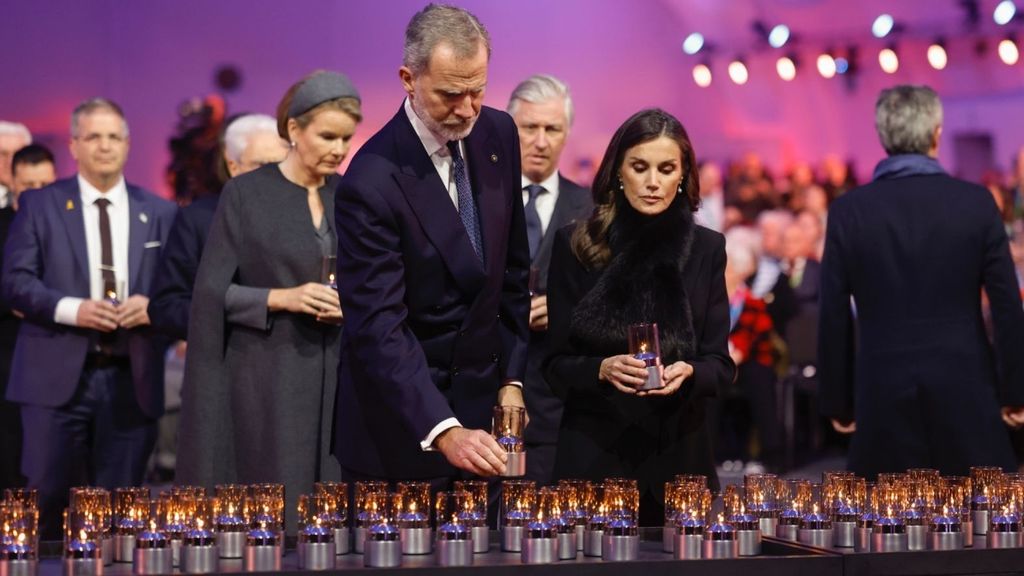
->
817;53;837;78
776;56;797;80
693;63;713;87
999;37;1020;64
872;14;895;38
927;41;948;69
879;47;900;73
995;1;1017;25
769;24;791;48
728;59;749;85
683;33;705;55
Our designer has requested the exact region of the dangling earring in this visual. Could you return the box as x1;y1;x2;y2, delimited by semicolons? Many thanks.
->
617;178;624;192
289;140;296;148
677;180;684;195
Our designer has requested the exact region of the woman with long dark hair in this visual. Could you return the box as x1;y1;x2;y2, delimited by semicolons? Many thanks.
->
544;108;734;525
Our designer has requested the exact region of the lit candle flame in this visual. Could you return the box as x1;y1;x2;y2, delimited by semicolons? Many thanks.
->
150;520;157;532
942;505;949;517
409;501;417;514
813;503;819;515
228;503;235;516
197;518;205;531
79;529;88;542
17;533;25;545
717;513;724;524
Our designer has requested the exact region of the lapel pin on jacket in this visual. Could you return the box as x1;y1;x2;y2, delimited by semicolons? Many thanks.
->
139;212;148;223
66;199;74;211
490;153;498;163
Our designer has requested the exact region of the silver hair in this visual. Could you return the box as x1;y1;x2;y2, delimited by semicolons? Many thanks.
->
506;74;574;127
223;114;279;163
725;227;759;277
875;85;943;156
403;4;491;74
71;97;129;138
0;122;32;144
757;208;794;230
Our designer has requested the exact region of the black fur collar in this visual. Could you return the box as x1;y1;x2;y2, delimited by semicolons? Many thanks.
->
570;194;697;362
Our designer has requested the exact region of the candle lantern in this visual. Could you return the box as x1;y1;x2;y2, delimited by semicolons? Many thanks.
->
296;494;334;570
703;514;738;559
500;480;535;552
744;473;779;537
434;492;473;567
601;485;639;562
69;488;111;566
798;504;833;548
181;498;218;574
492;406;527;477
64;514;102;576
113;488;149;563
452;480;489;553
726;501;760;555
213;485;246;559
627;322;663;391
313;481;350;555
940;477;972;547
928;505;964;550
674;488;711;560
970;466;1003;536
871;507;908;553
0;503;37;576
556;479;589;552
247;484;285;542
663;482;683;553
583;484;606;558
133;519;171;575
353;481;388;554
776;501;803;542
363;494;401;568
242;520;281;572
987;506;1022;549
157;490;192;567
396;482;431;555
521;488;558;564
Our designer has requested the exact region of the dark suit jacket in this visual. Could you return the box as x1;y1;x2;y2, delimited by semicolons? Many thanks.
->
148;194;219;340
524;175;592;446
819;172;1024;477
334;104;530;479
1;177;176;419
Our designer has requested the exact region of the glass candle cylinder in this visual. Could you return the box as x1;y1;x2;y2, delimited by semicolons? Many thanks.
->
492;406;527;477
213;486;247;559
297;494;334;570
396;482;431;555
353;481;388;554
434;492;473;567
501;480;536;552
628;322;663;391
452;480;489;553
363;494;401;568
556;479;590;551
314;481;349;555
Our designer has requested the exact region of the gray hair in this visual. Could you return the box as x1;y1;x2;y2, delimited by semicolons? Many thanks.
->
725;227;759;277
0;122;32;144
875;85;943;156
71;97;129;138
223;114;279;163
507;74;574;127
403;4;491;74
757;208;794;231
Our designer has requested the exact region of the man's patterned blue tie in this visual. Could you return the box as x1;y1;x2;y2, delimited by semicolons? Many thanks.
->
447;140;483;261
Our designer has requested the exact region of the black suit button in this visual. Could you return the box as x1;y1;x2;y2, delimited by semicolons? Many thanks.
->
451;366;460;376
496;314;501;320
458;330;466;337
491;353;499;363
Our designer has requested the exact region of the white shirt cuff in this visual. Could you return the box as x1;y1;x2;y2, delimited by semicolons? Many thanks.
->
420;418;462;451
54;297;85;326
503;380;523;388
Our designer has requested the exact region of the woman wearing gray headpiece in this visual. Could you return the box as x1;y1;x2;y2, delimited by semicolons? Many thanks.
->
178;70;361;528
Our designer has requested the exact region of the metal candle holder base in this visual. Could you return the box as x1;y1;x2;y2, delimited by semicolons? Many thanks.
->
300;542;334;570
583;529;603;557
502;526;523;552
703;539;738;559
973;510;990;535
243;545;281;572
675;533;703;560
834;521;856;548
353;527;367;554
63;558;101;576
113;535;134;563
400;527;431;555
0;559;36;576
871;532;908;553
216;532;244;559
662;526;675;553
471;526;489;553
987;530;1022;549
333;528;350;555
907;525;928;551
557;533;577;560
759;517;778;538
601;534;639;562
101;537;112;567
575;524;585;551
133;548;171;575
522;537;558;564
436;539;473;567
799;528;832;548
364;540;401;568
775;523;798;542
930;531;964;550
638;365;663;391
180;545;218;574
503;452;526;477
855;527;872;553
964;521;974;547
737;529;761;556
170;539;182;567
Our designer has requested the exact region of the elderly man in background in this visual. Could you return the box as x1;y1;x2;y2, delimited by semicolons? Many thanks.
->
0;122;33;210
507;74;592;485
819;84;1024;478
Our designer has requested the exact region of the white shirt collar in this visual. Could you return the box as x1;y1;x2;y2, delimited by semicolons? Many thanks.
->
404;97;449;159
77;173;128;207
521;170;560;194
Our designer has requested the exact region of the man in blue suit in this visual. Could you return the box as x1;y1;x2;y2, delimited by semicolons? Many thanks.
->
2;98;175;536
819;85;1024;478
334;4;530;483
